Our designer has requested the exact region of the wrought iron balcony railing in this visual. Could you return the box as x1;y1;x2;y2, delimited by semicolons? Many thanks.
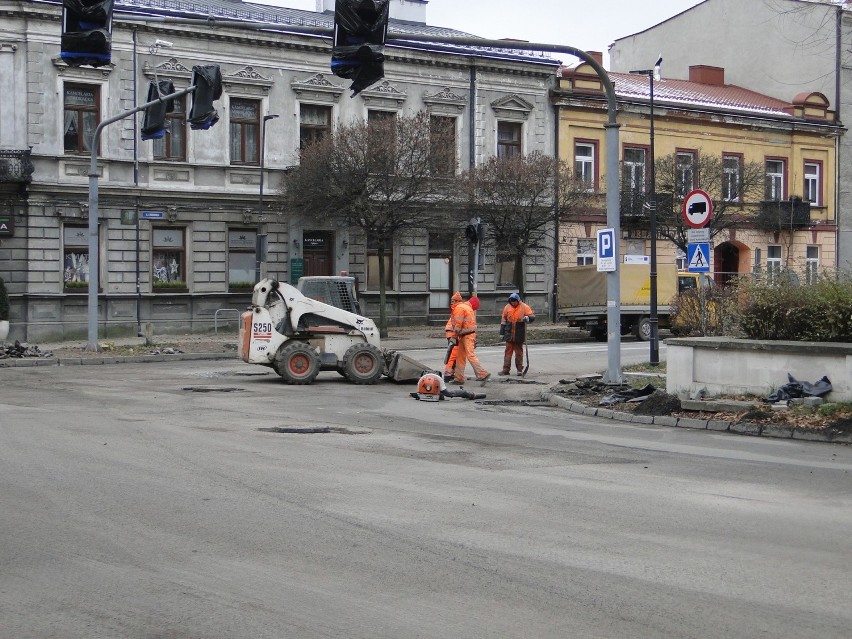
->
0;149;34;184
756;197;811;230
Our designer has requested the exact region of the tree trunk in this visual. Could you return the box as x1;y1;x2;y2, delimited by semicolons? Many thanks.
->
514;254;525;298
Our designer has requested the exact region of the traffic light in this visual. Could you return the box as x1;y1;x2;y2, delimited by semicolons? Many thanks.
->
140;80;175;141
61;0;115;67
465;219;483;245
188;65;223;130
331;0;390;96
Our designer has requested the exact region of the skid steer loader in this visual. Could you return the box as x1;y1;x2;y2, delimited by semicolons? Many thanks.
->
239;278;427;385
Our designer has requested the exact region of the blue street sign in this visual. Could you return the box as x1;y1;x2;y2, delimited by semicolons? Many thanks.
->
687;242;711;272
597;228;616;272
141;210;164;219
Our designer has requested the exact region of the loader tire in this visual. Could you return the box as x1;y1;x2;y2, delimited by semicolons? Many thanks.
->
342;343;385;385
275;342;320;385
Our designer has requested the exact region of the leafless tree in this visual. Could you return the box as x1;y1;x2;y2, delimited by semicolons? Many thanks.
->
281;111;458;336
459;151;590;297
650;151;765;253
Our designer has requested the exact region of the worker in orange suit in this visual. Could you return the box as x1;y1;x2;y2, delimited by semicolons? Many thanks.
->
499;292;535;375
448;291;490;385
443;314;457;381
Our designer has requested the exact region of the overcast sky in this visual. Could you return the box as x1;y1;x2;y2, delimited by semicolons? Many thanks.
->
254;0;706;66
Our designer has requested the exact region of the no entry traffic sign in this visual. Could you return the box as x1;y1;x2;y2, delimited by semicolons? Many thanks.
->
682;189;713;228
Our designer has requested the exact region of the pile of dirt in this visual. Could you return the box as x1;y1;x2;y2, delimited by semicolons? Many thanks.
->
632;391;682;416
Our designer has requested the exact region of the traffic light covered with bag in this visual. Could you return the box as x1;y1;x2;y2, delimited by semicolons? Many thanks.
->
331;0;390;96
188;65;223;130
61;0;115;67
141;80;176;141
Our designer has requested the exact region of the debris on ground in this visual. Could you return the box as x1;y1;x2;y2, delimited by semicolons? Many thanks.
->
0;341;54;359
599;383;656;407
765;373;832;403
632;391;683;416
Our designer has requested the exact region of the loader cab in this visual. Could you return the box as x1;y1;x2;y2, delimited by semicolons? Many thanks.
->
296;275;362;315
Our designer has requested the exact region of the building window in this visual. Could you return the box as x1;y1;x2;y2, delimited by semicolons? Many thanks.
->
64;83;100;154
575;142;596;191
497;121;522;158
722;154;741;202
63;225;91;289
622;147;646;193
496;252;517;288
676;151;695;197
576;238;595;266
228;229;257;289
368;109;396;124
152;95;186;161
804;161;821;206
299;104;331;149
765;159;785;201
806;245;820;284
430;115;457;176
366;237;393;290
229;98;260;165
767;244;782;278
675;248;687;271
152;227;186;289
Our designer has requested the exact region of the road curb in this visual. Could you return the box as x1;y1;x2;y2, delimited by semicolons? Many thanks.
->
542;391;851;445
0;352;238;368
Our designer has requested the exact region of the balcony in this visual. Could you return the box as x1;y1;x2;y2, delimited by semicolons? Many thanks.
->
756;197;811;230
620;190;674;224
0;149;35;184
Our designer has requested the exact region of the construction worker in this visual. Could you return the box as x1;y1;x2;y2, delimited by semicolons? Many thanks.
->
443;314;457;381
499;292;535;376
448;291;490;385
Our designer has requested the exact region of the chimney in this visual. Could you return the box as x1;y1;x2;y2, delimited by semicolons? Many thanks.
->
587;51;603;66
689;65;725;86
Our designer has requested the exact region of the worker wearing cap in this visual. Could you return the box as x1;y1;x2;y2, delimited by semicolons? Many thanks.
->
448;291;490;384
499;292;535;375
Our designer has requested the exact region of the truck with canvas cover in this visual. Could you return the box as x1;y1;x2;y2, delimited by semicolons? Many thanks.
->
557;263;693;341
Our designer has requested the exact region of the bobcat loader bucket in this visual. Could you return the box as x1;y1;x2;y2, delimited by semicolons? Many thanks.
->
384;350;430;383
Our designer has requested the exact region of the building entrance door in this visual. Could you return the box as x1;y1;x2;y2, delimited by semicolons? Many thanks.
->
303;231;334;276
429;233;453;312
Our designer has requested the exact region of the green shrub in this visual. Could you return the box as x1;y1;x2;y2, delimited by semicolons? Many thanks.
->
736;272;852;341
152;280;187;289
0;277;8;321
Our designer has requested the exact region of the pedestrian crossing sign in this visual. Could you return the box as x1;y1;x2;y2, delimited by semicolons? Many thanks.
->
687;242;710;272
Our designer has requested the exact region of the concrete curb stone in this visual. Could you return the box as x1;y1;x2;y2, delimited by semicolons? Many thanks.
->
544;391;846;445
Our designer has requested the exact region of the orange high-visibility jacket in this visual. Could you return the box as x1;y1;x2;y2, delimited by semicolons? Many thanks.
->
501;301;534;342
449;300;477;336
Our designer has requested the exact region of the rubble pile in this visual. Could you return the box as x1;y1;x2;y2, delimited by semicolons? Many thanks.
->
0;341;54;359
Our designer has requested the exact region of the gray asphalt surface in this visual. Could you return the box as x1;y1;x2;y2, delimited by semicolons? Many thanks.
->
2;348;851;638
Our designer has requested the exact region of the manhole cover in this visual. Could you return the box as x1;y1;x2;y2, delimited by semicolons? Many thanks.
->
182;386;245;393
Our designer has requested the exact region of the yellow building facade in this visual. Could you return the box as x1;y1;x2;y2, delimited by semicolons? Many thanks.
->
552;59;843;283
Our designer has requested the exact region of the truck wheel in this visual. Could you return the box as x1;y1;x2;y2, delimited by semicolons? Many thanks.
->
275;342;320;385
342;343;385;385
634;317;652;341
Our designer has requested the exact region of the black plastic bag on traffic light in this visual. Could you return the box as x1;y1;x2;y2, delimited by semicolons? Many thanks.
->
61;0;115;67
188;65;223;130
331;0;389;95
141;80;175;141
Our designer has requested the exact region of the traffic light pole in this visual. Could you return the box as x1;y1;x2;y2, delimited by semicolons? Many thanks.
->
85;86;195;351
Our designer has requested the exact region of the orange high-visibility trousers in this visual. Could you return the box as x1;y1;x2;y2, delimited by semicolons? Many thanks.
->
453;333;488;382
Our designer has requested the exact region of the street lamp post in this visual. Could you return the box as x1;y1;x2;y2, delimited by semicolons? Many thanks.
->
256;113;279;283
630;56;662;366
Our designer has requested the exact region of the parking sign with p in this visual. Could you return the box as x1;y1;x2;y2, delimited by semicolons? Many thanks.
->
597;228;616;272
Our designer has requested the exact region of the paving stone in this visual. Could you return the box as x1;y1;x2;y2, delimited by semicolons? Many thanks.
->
792;428;831;442
730;422;762;436
612;411;633;422
630;414;654;424
762;424;795;439
582;406;598;416
677;417;708;430
653;416;678;427
596;408;614;419
706;420;731;432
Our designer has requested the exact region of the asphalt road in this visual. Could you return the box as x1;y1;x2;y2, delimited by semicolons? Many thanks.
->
1;343;851;638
